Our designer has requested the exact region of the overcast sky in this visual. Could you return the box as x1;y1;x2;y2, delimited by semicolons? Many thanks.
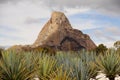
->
0;0;120;47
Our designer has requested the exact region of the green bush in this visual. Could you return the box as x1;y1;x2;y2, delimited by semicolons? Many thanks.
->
95;44;108;55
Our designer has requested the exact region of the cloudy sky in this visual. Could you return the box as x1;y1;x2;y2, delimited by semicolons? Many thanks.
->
0;0;120;47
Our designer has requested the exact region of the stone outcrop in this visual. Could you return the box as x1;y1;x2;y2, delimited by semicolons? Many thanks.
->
33;11;96;51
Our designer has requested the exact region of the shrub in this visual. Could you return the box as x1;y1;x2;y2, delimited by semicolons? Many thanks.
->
95;44;108;55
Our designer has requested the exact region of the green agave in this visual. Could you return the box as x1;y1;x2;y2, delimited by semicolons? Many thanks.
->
69;51;97;80
0;51;36;80
0;49;119;80
75;53;98;80
35;54;57;80
96;49;120;80
49;66;76;80
55;51;98;80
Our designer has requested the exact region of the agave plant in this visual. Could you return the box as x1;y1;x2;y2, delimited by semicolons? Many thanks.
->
77;51;98;80
0;68;2;80
55;51;98;80
96;49;120;80
78;50;97;63
80;61;98;80
55;51;78;71
0;51;36;80
34;54;57;80
73;59;98;80
49;66;76;80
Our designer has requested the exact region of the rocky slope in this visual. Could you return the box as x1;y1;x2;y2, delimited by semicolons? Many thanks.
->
33;11;96;51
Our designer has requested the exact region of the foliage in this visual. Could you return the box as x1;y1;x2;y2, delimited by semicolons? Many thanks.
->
32;46;56;55
95;44;108;55
0;48;4;58
96;49;120;80
49;66;76;80
114;41;120;53
0;48;120;80
0;51;36;80
55;51;98;80
114;40;120;49
35;54;57;80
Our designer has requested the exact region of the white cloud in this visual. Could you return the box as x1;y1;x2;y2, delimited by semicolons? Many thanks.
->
0;1;51;46
40;0;120;16
64;7;90;15
96;41;114;48
0;0;93;46
91;26;120;47
72;21;101;30
0;0;120;47
1;0;120;16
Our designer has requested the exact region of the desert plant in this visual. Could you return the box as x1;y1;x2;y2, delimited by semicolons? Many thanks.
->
66;58;98;80
0;51;36;80
55;51;78;70
76;61;98;80
49;66;76;80
76;51;98;80
78;50;97;63
55;51;98;80
34;54;57;80
2;48;120;80
96;49;120;80
31;46;56;55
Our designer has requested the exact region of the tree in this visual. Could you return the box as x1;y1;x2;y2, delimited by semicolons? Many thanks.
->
95;44;108;55
114;41;120;49
0;48;4;58
114;41;120;53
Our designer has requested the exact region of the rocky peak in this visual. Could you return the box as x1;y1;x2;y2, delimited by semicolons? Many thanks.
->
33;11;96;51
50;11;72;29
51;11;67;22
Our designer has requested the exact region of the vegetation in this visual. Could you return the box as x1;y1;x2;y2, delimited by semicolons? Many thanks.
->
96;49;120;80
0;48;120;80
0;51;36;80
31;46;56;55
95;44;108;55
114;41;120;53
114;41;120;49
0;48;4;59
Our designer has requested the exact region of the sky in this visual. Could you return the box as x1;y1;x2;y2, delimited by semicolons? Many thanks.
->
0;0;120;47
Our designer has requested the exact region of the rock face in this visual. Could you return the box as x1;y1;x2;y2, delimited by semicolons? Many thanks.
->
33;11;96;51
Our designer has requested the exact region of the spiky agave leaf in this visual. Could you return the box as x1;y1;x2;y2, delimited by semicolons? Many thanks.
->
82;62;98;80
0;51;36;80
35;54;57;80
0;64;2;80
49;65;76;80
78;50;97;63
55;51;77;71
74;51;98;80
96;49;120;80
55;51;98;80
73;60;97;80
